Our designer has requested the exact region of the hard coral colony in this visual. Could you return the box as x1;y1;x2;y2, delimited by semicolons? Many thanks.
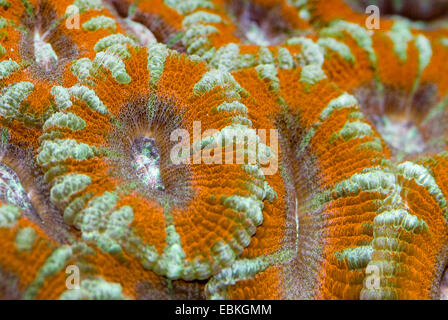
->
0;0;447;300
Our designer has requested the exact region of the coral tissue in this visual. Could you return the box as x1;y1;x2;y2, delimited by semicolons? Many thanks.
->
0;0;447;300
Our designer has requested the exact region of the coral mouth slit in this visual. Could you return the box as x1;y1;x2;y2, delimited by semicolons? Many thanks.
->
0;162;33;212
19;0;77;80
223;0;297;46
353;83;446;160
107;95;191;207
0;144;67;239
375;114;424;155
275;111;323;299
130;136;165;191
104;0;185;51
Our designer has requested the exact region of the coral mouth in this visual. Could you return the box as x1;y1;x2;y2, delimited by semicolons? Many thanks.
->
19;0;77;81
274;111;323;299
104;0;185;51
353;83;446;160
107;95;192;208
130;136;165;191
224;0;297;45
0;144;67;240
374;115;424;158
0;162;34;212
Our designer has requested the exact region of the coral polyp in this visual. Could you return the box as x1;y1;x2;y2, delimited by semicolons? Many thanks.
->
0;0;448;300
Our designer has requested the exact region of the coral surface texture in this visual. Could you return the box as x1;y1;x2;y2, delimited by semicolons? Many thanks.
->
0;0;448;300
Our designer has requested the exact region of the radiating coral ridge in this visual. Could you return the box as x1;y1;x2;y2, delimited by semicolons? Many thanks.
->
0;0;447;300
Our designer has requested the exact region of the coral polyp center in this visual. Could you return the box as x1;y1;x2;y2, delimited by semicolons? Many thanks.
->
375;115;425;158
33;32;58;72
0;163;32;212
131;136;165;191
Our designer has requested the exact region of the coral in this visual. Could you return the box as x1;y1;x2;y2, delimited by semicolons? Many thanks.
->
0;0;447;300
